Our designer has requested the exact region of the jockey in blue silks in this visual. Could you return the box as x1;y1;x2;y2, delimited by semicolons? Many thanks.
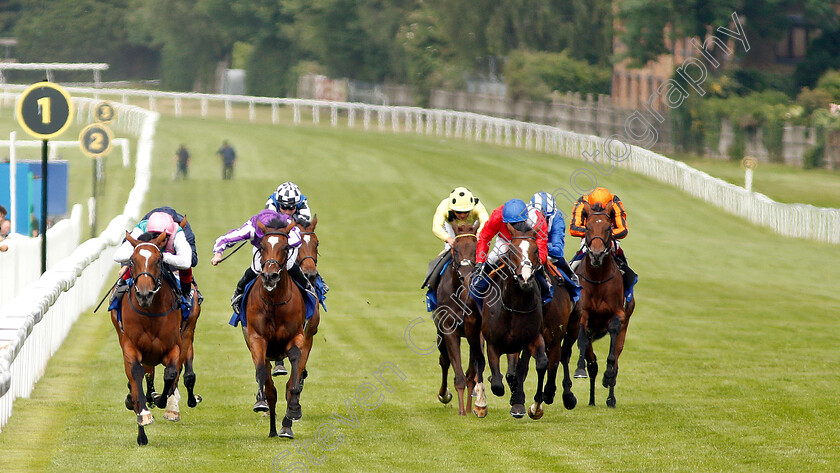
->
529;191;580;292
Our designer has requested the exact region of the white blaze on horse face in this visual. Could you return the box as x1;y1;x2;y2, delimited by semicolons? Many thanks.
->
138;248;152;266
303;235;311;244
518;240;533;280
267;236;280;250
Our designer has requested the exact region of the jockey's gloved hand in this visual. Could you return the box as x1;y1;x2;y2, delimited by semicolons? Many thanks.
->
471;263;485;280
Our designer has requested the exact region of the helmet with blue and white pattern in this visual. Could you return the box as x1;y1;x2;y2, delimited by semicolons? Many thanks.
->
530;191;556;218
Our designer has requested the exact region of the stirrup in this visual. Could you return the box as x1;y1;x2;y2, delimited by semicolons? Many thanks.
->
231;292;243;315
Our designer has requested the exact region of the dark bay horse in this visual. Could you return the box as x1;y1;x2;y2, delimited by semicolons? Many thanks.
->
527;260;580;419
244;219;307;438
575;202;635;408
111;231;184;445
434;221;484;416
294;216;321;393
477;223;548;418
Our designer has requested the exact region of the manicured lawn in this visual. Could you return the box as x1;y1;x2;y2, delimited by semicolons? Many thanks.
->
1;115;839;472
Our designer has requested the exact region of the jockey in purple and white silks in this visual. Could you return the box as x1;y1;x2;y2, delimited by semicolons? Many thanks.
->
210;209;311;315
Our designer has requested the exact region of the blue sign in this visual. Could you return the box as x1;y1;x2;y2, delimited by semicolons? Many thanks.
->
0;160;68;235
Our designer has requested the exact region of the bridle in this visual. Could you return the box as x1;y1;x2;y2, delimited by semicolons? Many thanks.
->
258;230;292;291
580;211;618;285
127;242;180;317
450;233;477;282
297;231;318;267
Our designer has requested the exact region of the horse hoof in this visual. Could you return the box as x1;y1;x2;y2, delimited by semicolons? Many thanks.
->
527;403;544;420
473;405;487;418
510;404;526;418
253;400;269;413
272;363;288;377
563;393;577;410
574;368;588;379
543;392;555;405
606;398;616;408
137;410;154;426
278;426;294;439
490;383;505;397
125;394;134;411
137;429;148;446
164;410;181;422
438;390;453;404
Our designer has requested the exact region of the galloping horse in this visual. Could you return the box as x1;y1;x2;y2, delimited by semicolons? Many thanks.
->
434;221;484;416
112;230;184;445
575;201;635;408
293;216;321;393
244;219;307;438
477;223;548;418
527;261;580;419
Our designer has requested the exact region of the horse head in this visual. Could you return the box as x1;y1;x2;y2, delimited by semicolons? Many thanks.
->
583;201;612;267
125;230;168;308
452;221;478;282
257;219;296;291
503;221;540;289
296;215;319;284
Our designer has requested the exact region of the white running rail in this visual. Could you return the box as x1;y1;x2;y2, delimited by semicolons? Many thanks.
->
0;96;158;431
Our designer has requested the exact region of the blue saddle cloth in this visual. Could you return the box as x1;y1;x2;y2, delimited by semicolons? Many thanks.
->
467;270;553;312
229;276;320;328
108;276;191;327
424;260;451;312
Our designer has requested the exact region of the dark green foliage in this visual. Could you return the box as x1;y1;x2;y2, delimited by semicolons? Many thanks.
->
794;28;840;90
803;127;826;169
504;50;612;100
245;38;303;97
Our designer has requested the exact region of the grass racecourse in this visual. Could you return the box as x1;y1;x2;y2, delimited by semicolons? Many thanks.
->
1;112;840;473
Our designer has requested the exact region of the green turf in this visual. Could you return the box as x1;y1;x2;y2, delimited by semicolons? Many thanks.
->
1;115;839;473
665;151;840;209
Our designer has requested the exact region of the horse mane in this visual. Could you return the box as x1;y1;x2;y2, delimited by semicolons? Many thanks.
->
138;231;161;242
264;217;289;231
509;221;533;233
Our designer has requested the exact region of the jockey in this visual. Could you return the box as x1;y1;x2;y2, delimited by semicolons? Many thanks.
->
210;209;312;316
265;181;313;226
111;211;193;307
141;206;198;294
529;191;578;286
421;186;489;291
469;198;551;305
569;187;637;293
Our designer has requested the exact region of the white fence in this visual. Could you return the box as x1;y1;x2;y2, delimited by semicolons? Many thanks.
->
5;84;827;244
0;96;158;431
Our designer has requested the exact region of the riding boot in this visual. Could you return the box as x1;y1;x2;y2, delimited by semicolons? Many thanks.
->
614;253;637;293
180;280;193;310
232;267;258;315
468;262;493;303
555;256;580;285
109;277;129;309
421;251;452;290
536;270;551;304
289;263;316;297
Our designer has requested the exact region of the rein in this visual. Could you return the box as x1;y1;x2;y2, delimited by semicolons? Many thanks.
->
127;287;181;317
497;262;540;314
449;233;477;282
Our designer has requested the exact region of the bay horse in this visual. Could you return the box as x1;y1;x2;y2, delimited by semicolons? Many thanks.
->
476;222;548;418
434;221;484;416
111;231;184;445
293;216;321;393
575;201;635;408
527;260;580;419
244;218;307;438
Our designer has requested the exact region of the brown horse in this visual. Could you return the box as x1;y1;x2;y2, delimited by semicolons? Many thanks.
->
112;231;184;445
476;222;548;418
294;216;321;393
244;219;307;438
575;201;636;408
527;260;580;419
434;221;484;416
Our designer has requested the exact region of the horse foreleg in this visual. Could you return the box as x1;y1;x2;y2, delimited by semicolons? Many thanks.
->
505;353;519;405
467;320;486;417
285;343;303;421
265;360;280;438
436;332;452;405
604;312;628;408
510;350;529;419
249;335;270;414
574;325;588;378
157;345;181;410
559;327;578;410
124;355;152;445
487;343;504;398
144;367;158;409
